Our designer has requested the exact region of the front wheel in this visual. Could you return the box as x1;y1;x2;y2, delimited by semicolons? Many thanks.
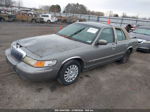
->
0;18;5;22
117;50;132;64
31;19;36;23
57;60;81;85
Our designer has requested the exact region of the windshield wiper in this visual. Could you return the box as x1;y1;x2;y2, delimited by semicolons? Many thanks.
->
57;28;85;41
69;28;86;37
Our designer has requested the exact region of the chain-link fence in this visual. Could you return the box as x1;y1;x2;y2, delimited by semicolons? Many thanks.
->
51;13;150;26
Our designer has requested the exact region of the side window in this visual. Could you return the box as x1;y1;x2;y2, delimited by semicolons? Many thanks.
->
42;15;49;17
116;29;126;41
99;28;114;43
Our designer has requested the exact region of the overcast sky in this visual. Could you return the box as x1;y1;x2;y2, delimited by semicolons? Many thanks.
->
18;0;150;17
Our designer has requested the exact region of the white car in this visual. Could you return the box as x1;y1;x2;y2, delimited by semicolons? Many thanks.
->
40;14;58;23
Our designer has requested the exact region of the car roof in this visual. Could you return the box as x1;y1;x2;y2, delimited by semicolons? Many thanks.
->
77;22;112;28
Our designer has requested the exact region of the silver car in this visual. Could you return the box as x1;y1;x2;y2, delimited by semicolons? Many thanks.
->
130;26;150;53
5;22;138;85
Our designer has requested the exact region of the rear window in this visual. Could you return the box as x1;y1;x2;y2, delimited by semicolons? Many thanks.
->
42;15;49;17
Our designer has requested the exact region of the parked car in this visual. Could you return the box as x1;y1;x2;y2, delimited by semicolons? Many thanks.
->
130;26;150;53
0;13;16;22
5;22;138;85
16;13;43;23
40;14;58;23
31;14;44;23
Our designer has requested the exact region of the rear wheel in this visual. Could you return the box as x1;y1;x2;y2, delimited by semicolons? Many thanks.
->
57;60;81;85
117;50;132;64
47;20;51;23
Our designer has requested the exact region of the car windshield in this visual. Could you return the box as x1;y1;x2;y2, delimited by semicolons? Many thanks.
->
57;23;100;44
133;28;150;36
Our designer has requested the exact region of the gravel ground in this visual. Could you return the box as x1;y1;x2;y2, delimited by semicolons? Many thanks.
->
0;22;150;109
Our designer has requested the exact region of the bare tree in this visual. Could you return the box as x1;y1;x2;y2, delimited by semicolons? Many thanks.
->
17;0;23;8
0;0;5;6
5;0;13;7
87;10;104;16
40;5;50;12
122;13;128;18
113;14;119;17
0;0;14;7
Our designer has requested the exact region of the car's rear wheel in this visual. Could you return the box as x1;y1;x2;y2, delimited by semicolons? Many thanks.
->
57;60;81;85
47;20;51;23
117;49;132;64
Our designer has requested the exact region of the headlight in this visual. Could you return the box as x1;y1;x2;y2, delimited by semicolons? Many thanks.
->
137;39;146;43
23;57;57;68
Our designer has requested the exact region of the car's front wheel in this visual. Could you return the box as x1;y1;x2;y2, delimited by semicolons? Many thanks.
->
31;19;36;23
57;60;81;85
0;18;5;22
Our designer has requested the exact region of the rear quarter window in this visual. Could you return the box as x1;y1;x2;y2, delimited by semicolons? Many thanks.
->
116;29;126;41
42;15;49;17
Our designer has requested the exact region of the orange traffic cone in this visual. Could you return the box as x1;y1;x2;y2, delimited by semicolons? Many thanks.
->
60;26;63;30
108;19;111;24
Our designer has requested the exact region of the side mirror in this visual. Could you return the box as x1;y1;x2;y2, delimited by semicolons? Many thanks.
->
96;39;108;45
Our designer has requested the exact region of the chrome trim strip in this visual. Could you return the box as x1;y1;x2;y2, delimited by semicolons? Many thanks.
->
138;47;149;50
62;56;83;65
88;52;124;63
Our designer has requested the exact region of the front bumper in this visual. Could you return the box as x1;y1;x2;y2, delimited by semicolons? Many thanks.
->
137;43;150;53
5;49;59;81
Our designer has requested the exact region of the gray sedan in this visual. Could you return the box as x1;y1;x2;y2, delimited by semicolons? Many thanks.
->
5;22;138;85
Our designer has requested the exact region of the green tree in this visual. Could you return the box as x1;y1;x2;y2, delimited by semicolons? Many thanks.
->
63;3;87;14
49;5;61;13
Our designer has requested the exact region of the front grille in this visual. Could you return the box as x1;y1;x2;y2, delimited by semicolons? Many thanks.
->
11;48;23;61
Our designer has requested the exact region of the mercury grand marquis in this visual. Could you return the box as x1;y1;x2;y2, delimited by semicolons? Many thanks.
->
5;22;138;85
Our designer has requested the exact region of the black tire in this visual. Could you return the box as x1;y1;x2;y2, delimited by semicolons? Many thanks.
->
47;20;51;23
117;50;132;64
0;18;5;22
57;60;81;85
31;19;36;23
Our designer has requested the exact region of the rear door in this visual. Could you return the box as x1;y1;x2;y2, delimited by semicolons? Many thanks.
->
115;28;128;58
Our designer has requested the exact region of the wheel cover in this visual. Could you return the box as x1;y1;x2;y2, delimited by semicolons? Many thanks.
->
64;65;79;83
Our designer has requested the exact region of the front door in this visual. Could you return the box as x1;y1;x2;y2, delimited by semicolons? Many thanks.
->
87;28;117;67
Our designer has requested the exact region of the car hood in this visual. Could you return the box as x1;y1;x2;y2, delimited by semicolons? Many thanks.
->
130;32;150;41
18;34;85;57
